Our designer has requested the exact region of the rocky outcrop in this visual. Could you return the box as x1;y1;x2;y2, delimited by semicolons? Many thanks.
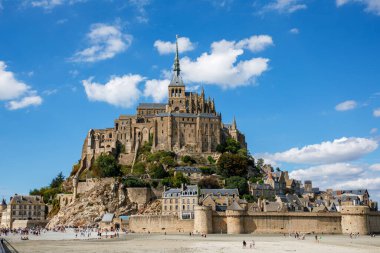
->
47;180;139;228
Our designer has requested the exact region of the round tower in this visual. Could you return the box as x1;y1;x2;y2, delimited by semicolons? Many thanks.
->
226;209;245;234
194;206;212;234
341;206;370;235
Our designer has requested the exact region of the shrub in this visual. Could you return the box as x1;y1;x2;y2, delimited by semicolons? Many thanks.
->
93;154;121;178
198;176;220;189
225;176;249;195
148;163;168;179
123;177;150;188
217;153;248;178
132;162;146;176
207;156;216;164
181;155;196;165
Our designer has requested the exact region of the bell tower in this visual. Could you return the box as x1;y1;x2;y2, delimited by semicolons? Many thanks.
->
168;35;186;113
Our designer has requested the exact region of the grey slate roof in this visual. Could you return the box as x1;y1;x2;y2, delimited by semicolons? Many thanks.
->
101;213;115;222
200;188;239;196
175;166;201;173
250;183;273;190
169;74;184;86
156;112;218;118
227;201;244;211
137;103;166;109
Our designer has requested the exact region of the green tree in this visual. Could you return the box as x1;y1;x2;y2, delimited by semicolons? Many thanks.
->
132;162;146;176
217;153;248;178
160;156;176;167
50;172;65;188
198;176;220;189
122;177;150;188
181;155;196;165
225;138;241;154
93;154;121;178
207;156;216;164
225;176;249;195
148;163;168;179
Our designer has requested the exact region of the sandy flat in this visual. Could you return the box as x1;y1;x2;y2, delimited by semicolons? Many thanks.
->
2;232;380;253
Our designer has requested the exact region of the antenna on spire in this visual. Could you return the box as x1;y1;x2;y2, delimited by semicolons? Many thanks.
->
174;34;180;76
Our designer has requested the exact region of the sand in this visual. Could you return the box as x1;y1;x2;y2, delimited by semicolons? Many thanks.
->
2;231;380;253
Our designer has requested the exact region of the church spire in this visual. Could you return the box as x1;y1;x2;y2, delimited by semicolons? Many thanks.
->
174;35;180;76
232;116;237;129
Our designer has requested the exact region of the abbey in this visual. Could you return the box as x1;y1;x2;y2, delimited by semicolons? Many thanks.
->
80;37;246;167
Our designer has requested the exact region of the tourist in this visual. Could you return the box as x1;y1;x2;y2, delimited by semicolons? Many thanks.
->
243;240;246;248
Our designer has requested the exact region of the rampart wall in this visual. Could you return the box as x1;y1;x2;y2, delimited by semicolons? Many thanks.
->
129;215;194;233
131;206;380;235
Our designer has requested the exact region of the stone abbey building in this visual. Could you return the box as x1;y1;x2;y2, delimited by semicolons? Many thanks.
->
79;37;246;169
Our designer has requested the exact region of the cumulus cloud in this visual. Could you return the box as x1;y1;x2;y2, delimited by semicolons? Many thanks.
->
6;95;42;110
154;37;195;55
263;137;378;165
336;0;380;16
82;74;144;108
235;35;274;53
71;23;132;63
261;0;307;14
374;108;380;117
335;100;357;111
289;28;299;34
290;162;380;199
180;36;271;89
0;61;30;100
0;61;42;110
143;79;170;102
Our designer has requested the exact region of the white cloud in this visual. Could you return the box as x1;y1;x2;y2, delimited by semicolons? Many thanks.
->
289;28;299;34
336;0;380;16
373;108;380;117
335;100;357;111
154;37;195;55
26;0;86;10
70;23;132;63
290;163;364;181
180;36;271;88
0;61;30;100
235;35;274;53
290;163;380;200
82;74;144;108
43;89;58;95
128;0;150;23
263;137;378;165
143;79;170;102
370;128;378;134
262;0;307;14
6;95;42;110
335;177;380;190
370;163;380;171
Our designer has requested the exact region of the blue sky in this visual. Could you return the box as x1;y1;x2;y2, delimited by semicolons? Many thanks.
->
0;0;380;202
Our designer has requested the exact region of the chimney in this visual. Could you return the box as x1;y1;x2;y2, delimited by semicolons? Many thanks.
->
181;183;184;191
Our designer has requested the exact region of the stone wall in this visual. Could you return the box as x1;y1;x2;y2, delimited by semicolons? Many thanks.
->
243;212;342;234
126;188;156;208
12;220;47;229
77;178;115;195
369;213;380;233
129;215;194;233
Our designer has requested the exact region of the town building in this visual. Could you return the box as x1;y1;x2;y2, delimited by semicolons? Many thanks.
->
199;188;240;212
248;183;275;199
0;195;46;229
162;185;199;219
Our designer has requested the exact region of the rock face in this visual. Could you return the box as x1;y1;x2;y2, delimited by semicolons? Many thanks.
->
47;180;139;228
